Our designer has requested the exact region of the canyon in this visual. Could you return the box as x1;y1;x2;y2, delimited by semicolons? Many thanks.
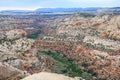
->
0;11;120;80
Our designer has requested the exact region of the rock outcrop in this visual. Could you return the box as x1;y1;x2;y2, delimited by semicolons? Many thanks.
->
22;72;83;80
6;29;27;40
0;62;29;80
0;29;39;80
83;36;120;51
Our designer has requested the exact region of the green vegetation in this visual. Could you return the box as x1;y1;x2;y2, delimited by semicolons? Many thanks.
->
78;13;95;18
0;37;13;44
87;68;98;76
27;30;41;39
38;49;95;80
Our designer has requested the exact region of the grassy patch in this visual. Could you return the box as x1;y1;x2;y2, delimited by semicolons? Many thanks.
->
38;49;95;80
27;30;41;39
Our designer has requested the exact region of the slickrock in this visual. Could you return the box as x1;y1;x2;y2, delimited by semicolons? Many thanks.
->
22;72;83;80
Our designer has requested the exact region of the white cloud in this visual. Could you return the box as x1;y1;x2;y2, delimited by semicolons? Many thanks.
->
0;7;42;11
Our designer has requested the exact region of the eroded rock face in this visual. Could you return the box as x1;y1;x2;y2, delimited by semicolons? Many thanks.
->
22;72;83;80
0;38;35;62
0;36;41;71
0;62;28;80
0;32;6;40
6;29;27;40
0;29;58;80
53;15;120;41
83;36;120;51
38;14;120;80
101;30;120;41
99;15;120;40
73;45;120;80
0;29;40;80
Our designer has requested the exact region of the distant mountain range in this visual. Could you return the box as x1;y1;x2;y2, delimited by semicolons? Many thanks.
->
35;7;100;12
0;7;120;15
0;10;32;13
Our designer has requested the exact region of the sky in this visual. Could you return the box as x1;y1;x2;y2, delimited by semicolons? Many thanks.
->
0;0;120;10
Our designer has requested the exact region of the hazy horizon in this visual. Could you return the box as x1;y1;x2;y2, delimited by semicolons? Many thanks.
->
0;0;120;10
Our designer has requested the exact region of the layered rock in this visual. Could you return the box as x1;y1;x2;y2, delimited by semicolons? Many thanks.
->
83;36;120;51
73;45;120;80
38;14;120;80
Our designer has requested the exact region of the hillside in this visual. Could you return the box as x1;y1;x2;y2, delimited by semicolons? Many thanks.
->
37;13;120;80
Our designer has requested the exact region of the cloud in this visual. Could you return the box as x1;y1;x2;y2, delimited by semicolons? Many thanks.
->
0;7;41;10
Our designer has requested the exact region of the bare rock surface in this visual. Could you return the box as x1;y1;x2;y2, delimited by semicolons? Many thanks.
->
22;72;83;80
6;29;27;40
0;62;28;80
